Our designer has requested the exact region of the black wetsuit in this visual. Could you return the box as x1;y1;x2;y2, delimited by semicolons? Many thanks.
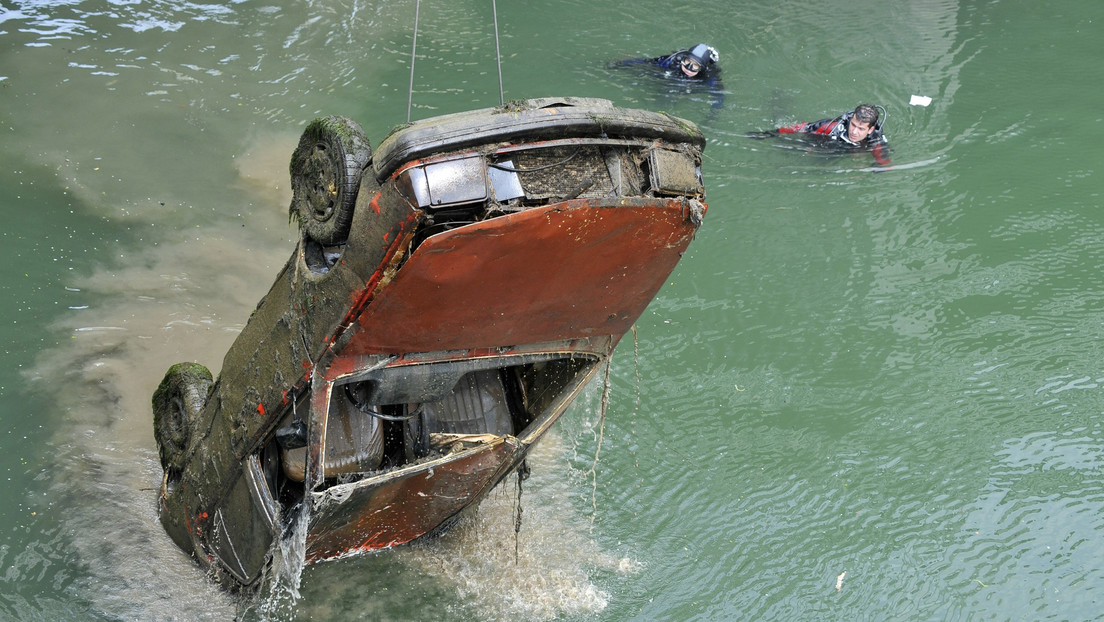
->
614;47;724;109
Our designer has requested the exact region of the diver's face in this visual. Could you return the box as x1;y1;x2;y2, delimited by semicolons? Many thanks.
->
680;58;701;77
848;120;874;142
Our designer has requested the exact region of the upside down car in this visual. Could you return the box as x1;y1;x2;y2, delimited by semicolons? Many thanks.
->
152;97;708;589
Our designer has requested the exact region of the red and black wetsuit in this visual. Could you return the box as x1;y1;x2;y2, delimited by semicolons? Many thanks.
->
778;110;891;165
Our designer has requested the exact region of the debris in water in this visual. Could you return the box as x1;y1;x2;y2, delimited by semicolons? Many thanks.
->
835;571;846;592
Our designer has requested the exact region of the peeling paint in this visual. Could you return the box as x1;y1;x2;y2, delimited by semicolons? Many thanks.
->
152;97;707;591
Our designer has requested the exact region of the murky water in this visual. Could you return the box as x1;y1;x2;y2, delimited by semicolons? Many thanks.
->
3;0;1104;620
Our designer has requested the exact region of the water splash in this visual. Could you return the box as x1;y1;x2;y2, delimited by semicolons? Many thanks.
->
391;432;635;622
254;419;637;622
254;501;311;620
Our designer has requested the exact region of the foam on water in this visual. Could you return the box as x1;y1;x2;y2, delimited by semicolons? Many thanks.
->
393;432;634;621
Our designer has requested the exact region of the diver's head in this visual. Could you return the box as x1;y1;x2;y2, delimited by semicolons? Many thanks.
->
847;104;880;142
681;44;718;77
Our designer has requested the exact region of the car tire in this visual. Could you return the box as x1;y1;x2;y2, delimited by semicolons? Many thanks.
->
152;362;213;474
289;115;372;246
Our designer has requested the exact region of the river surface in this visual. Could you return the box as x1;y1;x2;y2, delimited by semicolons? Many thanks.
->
2;1;1103;620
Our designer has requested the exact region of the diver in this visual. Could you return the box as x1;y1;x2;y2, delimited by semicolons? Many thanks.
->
613;43;724;109
750;104;891;165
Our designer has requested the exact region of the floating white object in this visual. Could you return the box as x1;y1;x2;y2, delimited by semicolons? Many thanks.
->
909;95;932;107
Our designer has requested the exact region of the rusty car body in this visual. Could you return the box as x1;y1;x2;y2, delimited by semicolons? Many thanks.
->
152;97;707;589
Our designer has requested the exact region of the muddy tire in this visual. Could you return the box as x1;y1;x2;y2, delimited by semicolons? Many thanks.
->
289;116;372;246
152;362;213;474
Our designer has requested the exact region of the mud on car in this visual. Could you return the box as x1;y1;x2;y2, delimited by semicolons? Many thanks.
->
152;97;707;589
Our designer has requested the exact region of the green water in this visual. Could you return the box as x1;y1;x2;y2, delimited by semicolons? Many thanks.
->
2;1;1103;620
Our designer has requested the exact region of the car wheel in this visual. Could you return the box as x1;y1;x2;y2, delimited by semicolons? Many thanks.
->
152;362;213;474
289;115;372;246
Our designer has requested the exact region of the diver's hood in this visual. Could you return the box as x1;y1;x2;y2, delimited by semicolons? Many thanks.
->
688;43;718;67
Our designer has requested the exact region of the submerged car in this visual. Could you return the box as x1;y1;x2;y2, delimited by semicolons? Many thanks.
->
152;97;707;589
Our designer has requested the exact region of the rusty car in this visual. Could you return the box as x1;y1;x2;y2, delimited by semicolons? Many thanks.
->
152;96;707;589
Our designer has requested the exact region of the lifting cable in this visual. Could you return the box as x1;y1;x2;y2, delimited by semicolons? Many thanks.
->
491;0;504;106
407;0;506;123
406;0;420;123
